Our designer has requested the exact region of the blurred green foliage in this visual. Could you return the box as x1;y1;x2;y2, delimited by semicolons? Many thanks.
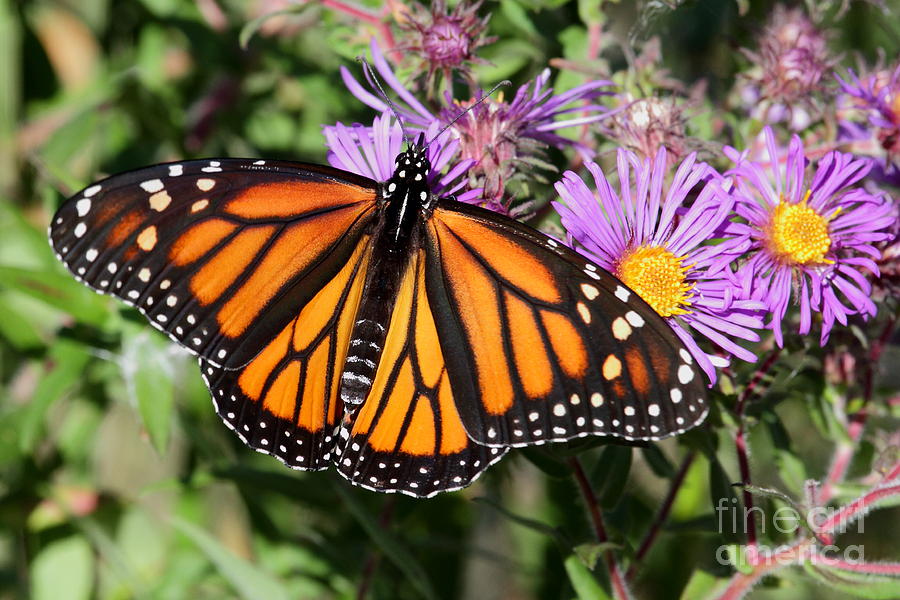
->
1;1;898;599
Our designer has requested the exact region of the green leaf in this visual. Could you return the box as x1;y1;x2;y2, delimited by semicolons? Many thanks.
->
642;445;675;479
476;496;567;545
20;338;93;452
708;457;742;544
592;445;631;509
333;482;438;600
499;0;539;38
679;569;730;600
578;0;606;26
564;553;612;600
0;265;110;326
31;536;95;600
122;328;175;454
171;517;291;600
574;542;618;570
519;446;571;478
0;294;43;348
804;562;900;599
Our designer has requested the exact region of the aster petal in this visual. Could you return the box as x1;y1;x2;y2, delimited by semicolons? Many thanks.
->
785;134;806;202
685;314;759;363
763;126;784;200
768;266;794;347
831;273;877;316
798;276;812;335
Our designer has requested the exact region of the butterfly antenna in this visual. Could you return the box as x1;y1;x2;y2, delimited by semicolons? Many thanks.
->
425;80;510;149
357;56;413;149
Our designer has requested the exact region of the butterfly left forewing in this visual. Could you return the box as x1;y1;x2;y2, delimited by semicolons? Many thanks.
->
335;249;506;497
200;233;374;469
425;201;709;447
49;159;378;369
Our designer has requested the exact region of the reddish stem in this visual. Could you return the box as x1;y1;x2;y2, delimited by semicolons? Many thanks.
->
568;457;631;600
320;0;399;60
715;541;810;600
321;0;379;22
626;450;697;580
811;555;900;575
356;497;396;600
817;483;900;535
820;316;896;502
733;347;783;563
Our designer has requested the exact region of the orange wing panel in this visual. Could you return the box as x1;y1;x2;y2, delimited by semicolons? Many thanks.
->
216;204;371;338
435;209;561;303
224;181;375;219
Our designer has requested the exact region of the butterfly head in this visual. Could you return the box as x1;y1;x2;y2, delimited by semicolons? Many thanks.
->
382;136;433;205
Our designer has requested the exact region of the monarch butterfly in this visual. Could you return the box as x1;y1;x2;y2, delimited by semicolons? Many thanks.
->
48;133;708;498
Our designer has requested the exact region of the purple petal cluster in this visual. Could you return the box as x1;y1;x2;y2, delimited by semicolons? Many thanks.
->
837;63;900;184
323;112;480;203
339;39;613;207
553;148;766;383
398;0;495;89
724;127;896;346
736;5;834;129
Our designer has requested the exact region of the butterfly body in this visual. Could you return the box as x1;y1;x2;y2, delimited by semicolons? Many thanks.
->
341;143;434;408
49;143;709;497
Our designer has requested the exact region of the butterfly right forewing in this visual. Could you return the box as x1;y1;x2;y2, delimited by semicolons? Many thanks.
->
424;200;709;448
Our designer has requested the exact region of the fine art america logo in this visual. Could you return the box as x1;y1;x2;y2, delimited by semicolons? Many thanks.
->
714;497;865;565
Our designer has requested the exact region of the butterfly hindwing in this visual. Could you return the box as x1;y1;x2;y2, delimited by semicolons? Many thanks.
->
425;200;709;447
200;234;374;470
335;249;507;497
49;159;378;369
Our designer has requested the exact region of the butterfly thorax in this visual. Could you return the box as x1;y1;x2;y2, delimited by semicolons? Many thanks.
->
340;145;433;408
379;145;433;247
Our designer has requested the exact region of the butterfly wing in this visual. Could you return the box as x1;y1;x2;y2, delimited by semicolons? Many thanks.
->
335;249;507;497
49;159;378;369
424;200;709;447
199;235;374;470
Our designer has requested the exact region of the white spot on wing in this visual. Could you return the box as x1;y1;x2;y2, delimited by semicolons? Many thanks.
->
84;185;102;197
76;199;91;216
625;311;645;328
140;179;164;193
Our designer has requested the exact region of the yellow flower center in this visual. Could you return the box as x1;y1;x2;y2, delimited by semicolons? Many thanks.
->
765;191;833;265
615;245;694;317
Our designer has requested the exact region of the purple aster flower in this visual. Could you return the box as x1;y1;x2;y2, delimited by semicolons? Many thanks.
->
553;148;766;383
724;127;897;346
341;39;614;208
836;62;900;185
397;0;495;92
735;5;834;129
323;111;480;203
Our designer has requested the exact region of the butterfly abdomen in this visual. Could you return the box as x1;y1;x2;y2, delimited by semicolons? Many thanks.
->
342;318;387;406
